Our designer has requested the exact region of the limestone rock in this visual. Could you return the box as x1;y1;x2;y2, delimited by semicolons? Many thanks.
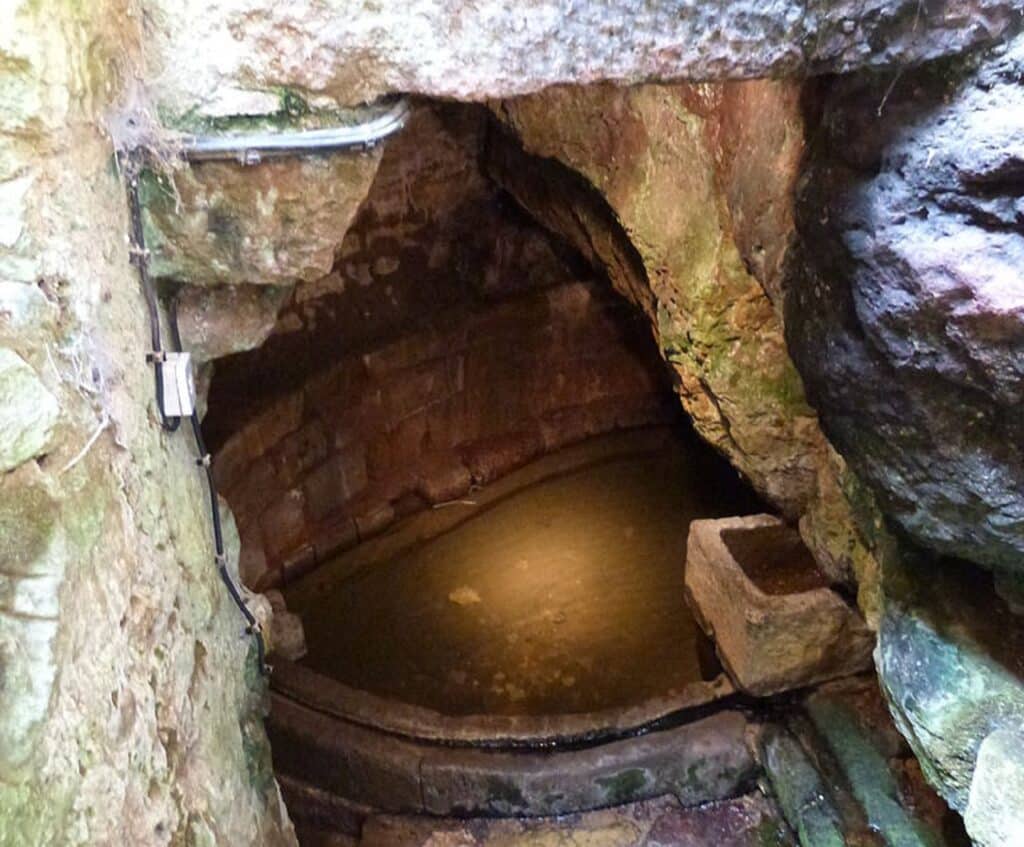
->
0;3;296;843
0;347;59;472
175;284;290;363
264;590;307;662
140;0;1017;116
0;464;65;781
798;447;883;628
875;553;1024;814
491;82;823;517
140;152;381;287
965;729;1024;847
786;35;1024;581
685;515;874;696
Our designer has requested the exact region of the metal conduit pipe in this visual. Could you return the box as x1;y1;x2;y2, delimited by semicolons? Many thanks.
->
179;96;411;163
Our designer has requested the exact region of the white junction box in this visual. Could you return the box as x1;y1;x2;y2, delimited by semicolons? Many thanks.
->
160;352;196;418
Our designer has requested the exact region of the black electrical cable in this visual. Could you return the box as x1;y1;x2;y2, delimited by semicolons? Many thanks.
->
168;298;269;674
123;154;268;675
123;154;180;434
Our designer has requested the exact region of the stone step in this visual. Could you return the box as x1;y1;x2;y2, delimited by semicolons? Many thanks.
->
356;793;794;847
761;677;971;847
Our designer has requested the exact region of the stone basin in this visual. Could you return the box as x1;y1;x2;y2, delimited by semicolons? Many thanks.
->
266;429;764;821
685;514;874;697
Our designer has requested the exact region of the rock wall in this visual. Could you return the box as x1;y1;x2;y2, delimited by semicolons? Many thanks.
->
139;0;1018;117
4;1;1022;843
787;37;1024;586
0;3;294;845
212;280;674;589
485;81;881;615
205;106;677;589
490;82;820;517
785;37;1024;844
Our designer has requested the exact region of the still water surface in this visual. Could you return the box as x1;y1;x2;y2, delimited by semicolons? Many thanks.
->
285;428;762;716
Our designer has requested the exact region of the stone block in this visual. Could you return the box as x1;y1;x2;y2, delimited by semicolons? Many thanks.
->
174;283;289;363
141;152;381;288
225;456;281;527
281;544;317;585
353;501;394;541
302;456;347;523
460;430;543;485
685;514;874;697
804;688;946;847
250;392;304;457
237;529;269;589
264;590;307;662
312;516;359;562
413;456;471;505
261;489;308;562
0;348;59;473
761;725;845;847
338;445;368;500
965;729;1024;847
273;419;328;486
420;711;755;817
267;695;424;813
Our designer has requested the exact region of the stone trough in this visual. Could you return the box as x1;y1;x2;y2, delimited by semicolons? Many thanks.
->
685;514;874;697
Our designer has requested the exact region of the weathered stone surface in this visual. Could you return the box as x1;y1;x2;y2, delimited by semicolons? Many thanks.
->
141;152;380;287
875;553;1024;815
420;711;756;816
264;590;307;662
761;678;967;847
786;35;1024;581
686;515;874;696
798;446;883;627
175;283;290;363
965;729;1024;847
805;685;947;847
492;82;824;517
761;726;846;847
0;347;59;472
784;41;1024;837
0;464;64;782
271;694;755;819
209;106;679;586
360;793;792;847
141;0;1018;117
0;3;295;844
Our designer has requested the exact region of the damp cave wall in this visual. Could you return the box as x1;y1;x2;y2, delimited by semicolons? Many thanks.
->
1;2;1023;846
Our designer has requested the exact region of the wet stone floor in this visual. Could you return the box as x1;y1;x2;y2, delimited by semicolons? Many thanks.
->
285;427;762;716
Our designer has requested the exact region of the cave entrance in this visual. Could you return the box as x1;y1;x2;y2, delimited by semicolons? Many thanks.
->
203;99;765;821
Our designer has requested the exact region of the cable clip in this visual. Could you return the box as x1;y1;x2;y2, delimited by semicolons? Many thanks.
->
214;552;228;568
246;620;263;636
196;453;212;468
146;350;167;364
128;244;151;267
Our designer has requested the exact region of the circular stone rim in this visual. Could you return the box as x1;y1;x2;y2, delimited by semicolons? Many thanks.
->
270;658;735;747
